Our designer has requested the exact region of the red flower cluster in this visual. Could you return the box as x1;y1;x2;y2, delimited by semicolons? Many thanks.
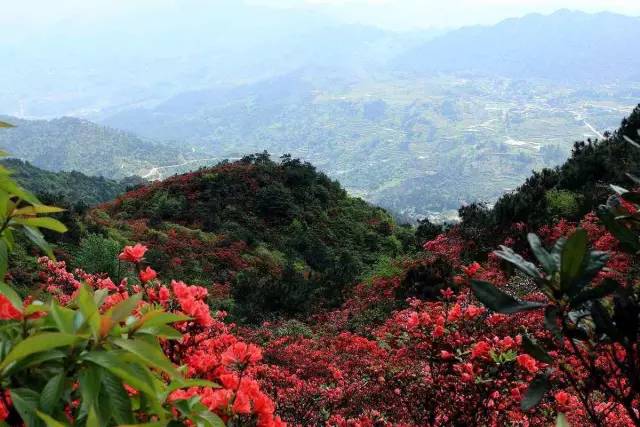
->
36;251;285;427
118;243;148;263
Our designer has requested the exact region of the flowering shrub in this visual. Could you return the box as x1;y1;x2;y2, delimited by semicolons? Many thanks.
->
25;247;285;426
470;223;639;424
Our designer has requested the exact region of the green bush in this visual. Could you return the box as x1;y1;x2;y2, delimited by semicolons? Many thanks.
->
72;234;121;278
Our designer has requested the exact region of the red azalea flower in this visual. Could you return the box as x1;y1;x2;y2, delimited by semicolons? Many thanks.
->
118;244;148;263
138;266;157;283
221;342;263;368
0;295;22;320
554;391;571;408
516;354;539;373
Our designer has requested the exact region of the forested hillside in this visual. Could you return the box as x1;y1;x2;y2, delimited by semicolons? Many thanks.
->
80;153;408;322
1;159;134;206
0;116;202;179
2;107;640;425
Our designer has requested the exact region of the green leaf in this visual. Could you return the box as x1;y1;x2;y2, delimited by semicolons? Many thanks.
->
0;280;23;313
556;413;571;427
113;337;180;377
597;207;640;253
196;410;227;427
12;217;68;233
109;293;142;323
0;175;40;205
40;373;65;413
81;351;157;396
494;246;542;279
0;240;7;280
591;301;619;340
76;285;100;339
79;365;102;409
544;305;561;338
135;324;182;340
0;332;80;371
521;372;550;410
37;411;68;427
522;334;552;363
10;349;66;372
21;225;53;258
165;379;219;396
102;370;134;424
50;302;75;334
13;205;65;216
11;388;43;427
135;311;190;329
87;406;99;427
560;229;588;293
528;233;555;275
570;279;619;308
471;280;544;314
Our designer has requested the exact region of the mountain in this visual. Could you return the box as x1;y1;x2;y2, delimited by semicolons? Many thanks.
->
0;1;435;118
0;158;133;206
81;153;409;322
102;70;636;219
395;10;640;83
0;116;203;179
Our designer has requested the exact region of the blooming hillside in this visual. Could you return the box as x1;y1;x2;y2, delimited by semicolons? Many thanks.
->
1;108;640;425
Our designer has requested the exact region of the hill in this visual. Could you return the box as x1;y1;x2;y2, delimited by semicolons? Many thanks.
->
83;153;409;322
103;70;636;219
0;116;202;179
0;158;134;206
395;10;640;83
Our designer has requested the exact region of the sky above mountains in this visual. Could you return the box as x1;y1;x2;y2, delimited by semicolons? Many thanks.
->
2;0;640;32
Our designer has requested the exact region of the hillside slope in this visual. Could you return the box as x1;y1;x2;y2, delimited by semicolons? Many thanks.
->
1;159;134;206
87;153;408;322
0;116;200;179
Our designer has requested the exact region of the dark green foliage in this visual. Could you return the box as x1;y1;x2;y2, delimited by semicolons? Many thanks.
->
1;159;130;206
396;258;454;301
99;154;402;319
232;264;314;324
71;234;121;278
415;218;443;247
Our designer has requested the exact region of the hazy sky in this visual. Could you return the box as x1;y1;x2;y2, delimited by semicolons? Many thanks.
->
2;0;640;31
255;0;640;29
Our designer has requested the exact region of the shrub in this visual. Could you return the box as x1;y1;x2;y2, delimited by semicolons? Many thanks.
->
72;233;121;278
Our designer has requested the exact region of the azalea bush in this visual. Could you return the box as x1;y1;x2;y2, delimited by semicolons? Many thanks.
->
470;178;640;424
0;147;284;426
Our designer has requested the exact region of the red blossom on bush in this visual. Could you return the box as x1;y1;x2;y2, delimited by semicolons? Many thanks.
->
0;295;22;320
118;243;148;263
138;266;157;283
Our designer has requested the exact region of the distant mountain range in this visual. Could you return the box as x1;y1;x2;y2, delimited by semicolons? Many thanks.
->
394;10;640;83
2;9;640;219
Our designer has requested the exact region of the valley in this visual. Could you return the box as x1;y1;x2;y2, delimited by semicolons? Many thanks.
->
104;75;637;220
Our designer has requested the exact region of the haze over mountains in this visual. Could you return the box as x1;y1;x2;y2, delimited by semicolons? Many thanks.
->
2;4;639;219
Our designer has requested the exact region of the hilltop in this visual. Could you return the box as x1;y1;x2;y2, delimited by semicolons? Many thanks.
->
84;153;409;322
